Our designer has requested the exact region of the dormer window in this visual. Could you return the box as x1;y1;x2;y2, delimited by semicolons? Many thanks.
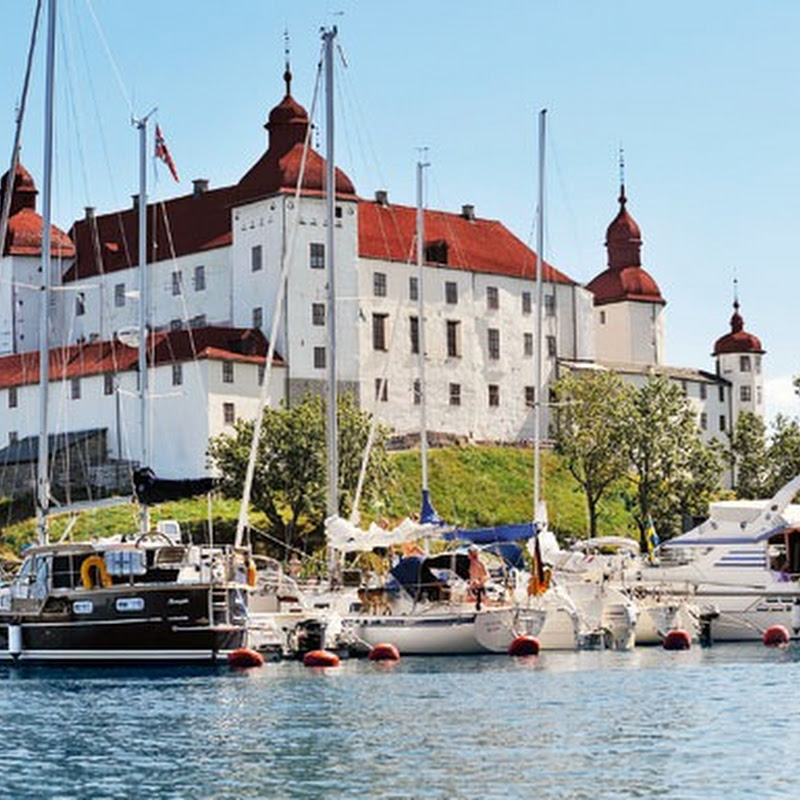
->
425;239;448;265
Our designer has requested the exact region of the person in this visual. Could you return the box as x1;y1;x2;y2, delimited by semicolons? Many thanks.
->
468;545;488;610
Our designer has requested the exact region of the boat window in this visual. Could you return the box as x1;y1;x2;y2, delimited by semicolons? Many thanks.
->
105;549;147;577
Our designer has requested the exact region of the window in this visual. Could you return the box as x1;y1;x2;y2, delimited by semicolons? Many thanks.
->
76;292;85;317
740;385;752;402
8;387;17;408
700;383;707;400
488;328;500;360
525;386;535;408
310;242;325;269
718;386;725;402
755;356;762;374
413;378;422;406
545;294;556;317
372;313;388;351
488;384;500;407
599;310;606;325
170;319;183;331
546;335;557;357
757;385;763;404
373;272;387;297
312;303;325;326
445;281;458;304
449;383;461;406
524;332;533;357
172;363;183;386
114;283;125;307
190;314;207;328
314;346;326;369
194;265;206;292
71;378;81;400
719;415;727;433
251;244;263;272
258;364;265;386
8;431;18;445
104;374;114;396
700;412;708;431
522;291;532;315
222;362;234;383
171;270;182;296
223;402;235;425
374;378;388;402
740;355;751;372
446;320;461;358
487;286;499;310
409;276;419;301
253;307;263;329
409;316;419;354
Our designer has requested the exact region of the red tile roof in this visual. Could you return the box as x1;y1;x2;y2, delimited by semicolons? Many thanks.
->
0;327;282;390
358;201;575;283
63;186;236;281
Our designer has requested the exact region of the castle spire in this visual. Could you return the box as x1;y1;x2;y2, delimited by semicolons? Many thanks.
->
283;28;292;96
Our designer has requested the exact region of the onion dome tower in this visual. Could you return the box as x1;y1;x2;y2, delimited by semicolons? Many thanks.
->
713;289;765;426
236;61;355;204
586;175;666;366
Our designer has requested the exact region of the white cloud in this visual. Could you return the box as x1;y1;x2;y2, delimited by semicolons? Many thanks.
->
765;374;799;421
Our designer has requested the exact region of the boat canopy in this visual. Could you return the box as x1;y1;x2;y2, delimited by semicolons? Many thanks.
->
133;467;216;506
446;522;535;544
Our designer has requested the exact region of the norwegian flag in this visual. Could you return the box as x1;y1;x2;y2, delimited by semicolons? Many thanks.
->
154;124;179;182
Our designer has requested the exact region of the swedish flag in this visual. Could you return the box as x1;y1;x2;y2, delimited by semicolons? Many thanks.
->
645;516;660;562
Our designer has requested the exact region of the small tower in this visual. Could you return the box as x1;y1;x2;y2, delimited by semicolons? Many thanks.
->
713;290;765;428
586;167;666;366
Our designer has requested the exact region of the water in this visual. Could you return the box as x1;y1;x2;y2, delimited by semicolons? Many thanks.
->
1;645;798;800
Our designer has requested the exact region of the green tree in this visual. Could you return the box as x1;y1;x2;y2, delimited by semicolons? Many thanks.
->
623;374;720;542
207;393;394;553
728;411;770;498
766;414;800;495
552;370;632;538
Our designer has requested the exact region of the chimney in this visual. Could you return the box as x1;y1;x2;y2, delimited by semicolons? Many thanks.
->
85;206;95;220
193;178;209;197
374;189;389;206
461;204;475;221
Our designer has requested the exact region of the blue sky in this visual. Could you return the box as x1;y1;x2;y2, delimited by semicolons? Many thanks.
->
2;0;799;421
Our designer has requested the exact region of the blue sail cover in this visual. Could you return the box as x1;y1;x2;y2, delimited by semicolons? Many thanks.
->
419;489;444;526
445;522;535;544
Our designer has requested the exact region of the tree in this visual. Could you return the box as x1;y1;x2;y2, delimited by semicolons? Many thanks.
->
623;374;721;543
766;414;800;495
552;370;632;538
728;411;770;498
207;393;394;554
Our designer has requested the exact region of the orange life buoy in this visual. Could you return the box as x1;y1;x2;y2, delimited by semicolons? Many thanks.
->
80;555;113;589
247;560;257;587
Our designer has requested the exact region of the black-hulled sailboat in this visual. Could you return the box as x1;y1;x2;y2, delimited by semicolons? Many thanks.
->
0;0;251;663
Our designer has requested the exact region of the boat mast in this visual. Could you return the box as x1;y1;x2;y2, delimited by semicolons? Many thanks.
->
323;26;338;521
36;0;57;545
416;157;435;522
133;109;156;533
533;108;546;528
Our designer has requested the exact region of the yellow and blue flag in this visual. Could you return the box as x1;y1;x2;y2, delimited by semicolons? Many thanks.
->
645;515;660;562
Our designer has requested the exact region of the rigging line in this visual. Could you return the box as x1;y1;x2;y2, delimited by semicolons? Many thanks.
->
234;40;325;548
0;0;42;260
82;0;134;117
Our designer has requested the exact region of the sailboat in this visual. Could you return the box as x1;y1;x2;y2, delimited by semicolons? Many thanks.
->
0;0;252;663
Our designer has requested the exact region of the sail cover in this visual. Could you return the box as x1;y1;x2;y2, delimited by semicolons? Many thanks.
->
133;467;216;506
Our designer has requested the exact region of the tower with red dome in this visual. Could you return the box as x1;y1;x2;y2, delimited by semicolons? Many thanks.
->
713;294;765;425
586;184;665;365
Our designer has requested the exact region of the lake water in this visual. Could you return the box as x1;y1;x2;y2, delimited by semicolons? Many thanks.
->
0;644;797;800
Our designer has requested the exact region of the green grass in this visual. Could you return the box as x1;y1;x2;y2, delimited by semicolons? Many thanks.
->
0;445;638;557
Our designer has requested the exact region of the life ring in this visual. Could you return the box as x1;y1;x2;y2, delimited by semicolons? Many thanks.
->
80;555;113;589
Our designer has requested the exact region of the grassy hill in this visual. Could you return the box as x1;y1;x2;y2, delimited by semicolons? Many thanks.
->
0;445;638;559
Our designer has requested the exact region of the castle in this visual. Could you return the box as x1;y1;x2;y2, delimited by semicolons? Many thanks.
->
0;67;764;495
